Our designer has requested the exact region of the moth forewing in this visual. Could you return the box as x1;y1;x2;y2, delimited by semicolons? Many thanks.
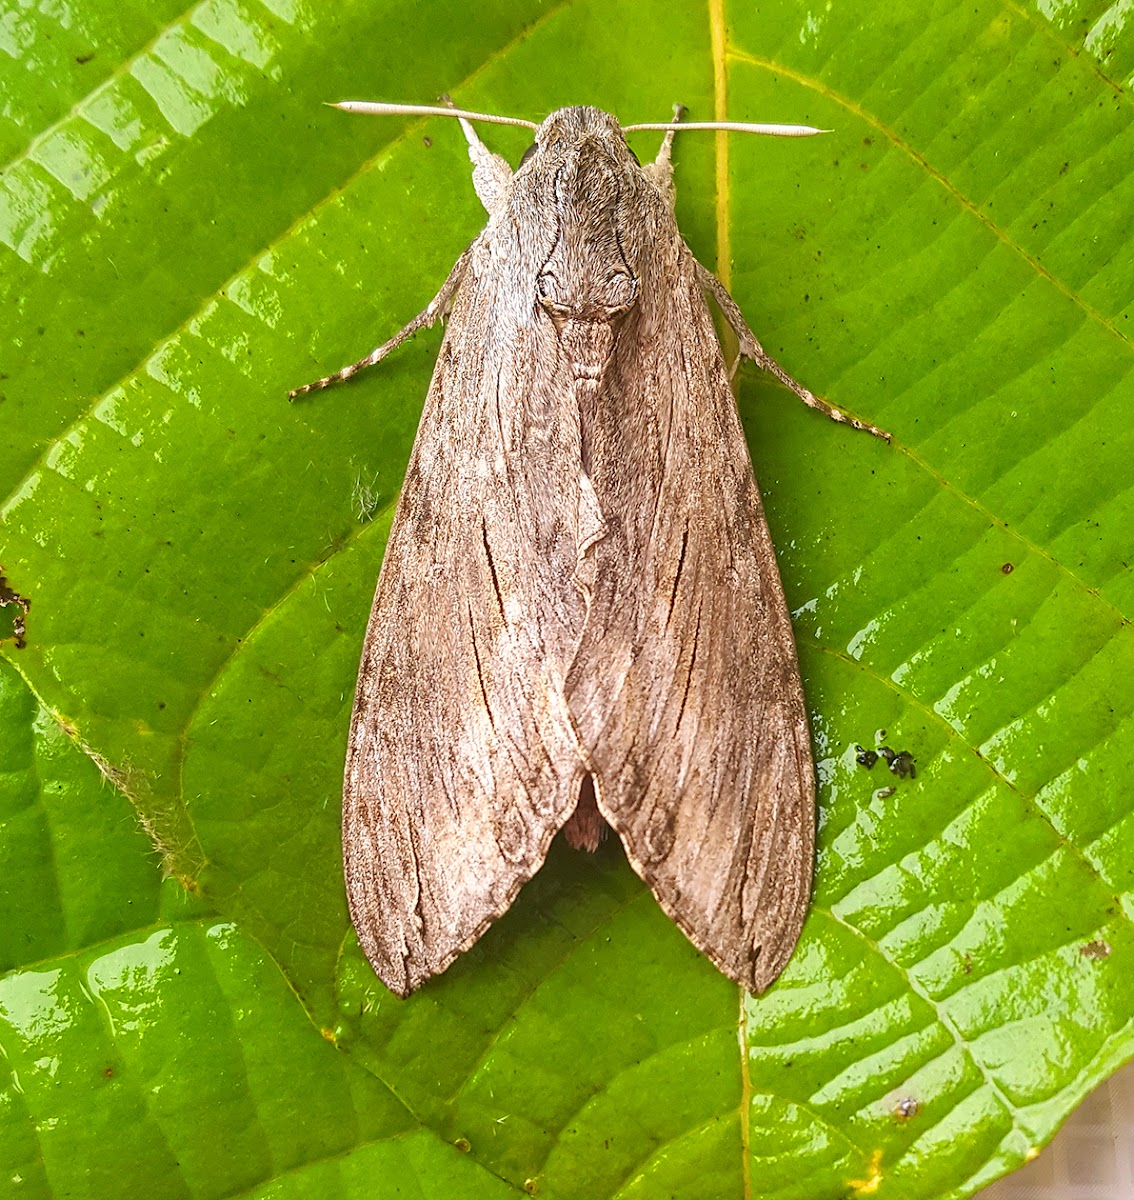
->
295;103;885;998
562;235;817;993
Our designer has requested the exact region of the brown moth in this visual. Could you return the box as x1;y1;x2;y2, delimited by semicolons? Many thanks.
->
292;102;888;997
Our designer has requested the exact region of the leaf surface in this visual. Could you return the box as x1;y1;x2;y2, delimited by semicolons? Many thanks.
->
1;1;1132;1197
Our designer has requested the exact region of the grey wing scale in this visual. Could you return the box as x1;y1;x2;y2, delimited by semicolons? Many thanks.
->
343;253;586;997
567;248;815;993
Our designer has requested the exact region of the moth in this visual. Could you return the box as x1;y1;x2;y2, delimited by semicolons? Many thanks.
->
292;101;888;997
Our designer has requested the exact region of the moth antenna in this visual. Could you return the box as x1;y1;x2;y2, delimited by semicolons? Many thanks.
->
331;101;539;130
623;121;830;137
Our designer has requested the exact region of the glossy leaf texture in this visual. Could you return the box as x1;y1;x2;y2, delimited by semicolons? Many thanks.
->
1;2;1132;1198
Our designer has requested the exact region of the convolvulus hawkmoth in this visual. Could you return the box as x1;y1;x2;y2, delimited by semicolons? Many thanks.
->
292;101;888;997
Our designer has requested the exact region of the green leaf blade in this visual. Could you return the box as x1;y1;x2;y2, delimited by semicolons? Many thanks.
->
2;1;1133;1196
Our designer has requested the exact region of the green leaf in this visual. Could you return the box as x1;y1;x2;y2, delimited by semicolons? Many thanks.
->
0;658;519;1199
2;1;1132;1198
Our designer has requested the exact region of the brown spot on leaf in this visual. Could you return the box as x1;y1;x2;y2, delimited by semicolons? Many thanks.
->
0;569;30;648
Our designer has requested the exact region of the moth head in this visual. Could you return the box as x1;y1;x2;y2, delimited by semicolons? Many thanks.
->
326;103;827;333
520;106;639;167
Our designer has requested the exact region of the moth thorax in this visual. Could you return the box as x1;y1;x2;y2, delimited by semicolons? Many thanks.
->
558;318;616;392
537;216;638;393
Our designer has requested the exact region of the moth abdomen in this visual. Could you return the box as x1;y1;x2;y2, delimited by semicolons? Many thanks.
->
562;773;605;852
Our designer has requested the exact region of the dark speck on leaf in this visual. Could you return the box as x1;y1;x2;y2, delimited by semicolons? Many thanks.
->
888;750;916;779
855;745;879;769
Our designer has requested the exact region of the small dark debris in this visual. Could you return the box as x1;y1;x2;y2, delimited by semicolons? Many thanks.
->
888;750;917;779
0;569;30;648
75;52;95;64
423;135;432;148
1001;562;1014;574
894;1096;920;1121
855;745;879;769
856;742;915;779
876;786;896;799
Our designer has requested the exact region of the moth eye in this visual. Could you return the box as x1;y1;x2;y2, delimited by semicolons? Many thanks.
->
518;141;538;167
535;272;570;319
604;270;637;309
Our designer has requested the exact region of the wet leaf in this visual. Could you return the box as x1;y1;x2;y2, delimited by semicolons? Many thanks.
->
1;1;1132;1197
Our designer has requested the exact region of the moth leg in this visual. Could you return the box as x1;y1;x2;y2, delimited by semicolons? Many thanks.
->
643;103;686;201
693;258;891;442
441;94;512;214
289;241;475;399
